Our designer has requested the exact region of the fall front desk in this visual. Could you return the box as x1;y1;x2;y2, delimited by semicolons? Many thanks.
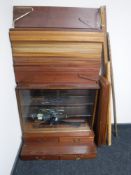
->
9;6;110;160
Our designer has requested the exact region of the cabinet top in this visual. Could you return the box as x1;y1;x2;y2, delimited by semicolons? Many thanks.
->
13;6;102;31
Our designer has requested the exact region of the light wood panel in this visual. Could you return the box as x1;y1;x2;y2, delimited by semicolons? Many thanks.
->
10;30;105;42
12;42;102;59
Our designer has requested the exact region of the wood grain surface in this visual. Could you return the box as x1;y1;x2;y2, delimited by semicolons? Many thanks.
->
13;6;101;31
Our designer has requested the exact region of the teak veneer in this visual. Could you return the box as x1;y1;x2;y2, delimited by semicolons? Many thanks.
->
10;6;111;160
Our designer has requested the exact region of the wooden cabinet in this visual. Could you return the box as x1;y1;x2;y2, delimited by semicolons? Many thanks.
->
10;6;110;160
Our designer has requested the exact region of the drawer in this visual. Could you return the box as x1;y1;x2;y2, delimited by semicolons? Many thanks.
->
24;136;59;143
60;137;93;144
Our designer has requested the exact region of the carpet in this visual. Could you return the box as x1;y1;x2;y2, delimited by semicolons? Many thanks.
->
12;125;131;175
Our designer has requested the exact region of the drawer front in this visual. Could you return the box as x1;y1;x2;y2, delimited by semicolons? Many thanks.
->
60;137;93;144
24;136;59;143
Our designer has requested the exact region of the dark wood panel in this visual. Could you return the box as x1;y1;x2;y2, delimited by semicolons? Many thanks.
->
24;136;94;145
21;143;96;160
13;6;101;30
15;67;100;88
94;76;110;145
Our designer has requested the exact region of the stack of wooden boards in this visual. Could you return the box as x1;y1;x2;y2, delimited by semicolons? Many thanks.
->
9;6;112;160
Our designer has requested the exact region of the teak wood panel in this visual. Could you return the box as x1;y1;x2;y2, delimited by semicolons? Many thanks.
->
11;41;102;59
14;63;100;73
10;30;105;42
14;58;100;66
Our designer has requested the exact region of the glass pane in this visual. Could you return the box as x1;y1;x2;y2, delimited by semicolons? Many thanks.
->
18;89;96;132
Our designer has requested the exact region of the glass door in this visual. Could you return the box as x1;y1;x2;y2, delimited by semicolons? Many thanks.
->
17;89;96;133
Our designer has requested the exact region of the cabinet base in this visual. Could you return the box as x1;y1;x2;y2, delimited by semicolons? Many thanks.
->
21;143;96;160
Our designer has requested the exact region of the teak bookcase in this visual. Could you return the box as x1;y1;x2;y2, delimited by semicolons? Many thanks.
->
9;6;111;160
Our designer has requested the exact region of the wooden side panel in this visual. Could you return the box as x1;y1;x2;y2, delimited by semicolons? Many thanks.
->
94;76;110;145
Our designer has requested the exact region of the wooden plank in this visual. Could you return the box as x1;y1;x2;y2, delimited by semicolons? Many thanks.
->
100;6;108;67
14;65;100;73
10;30;105;42
13;6;101;30
11;42;102;59
21;143;96;160
107;34;118;137
100;6;107;32
14;67;100;88
94;76;110;145
106;62;112;145
14;58;100;66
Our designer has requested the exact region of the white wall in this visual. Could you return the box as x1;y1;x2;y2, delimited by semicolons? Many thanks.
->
0;1;21;175
0;0;131;173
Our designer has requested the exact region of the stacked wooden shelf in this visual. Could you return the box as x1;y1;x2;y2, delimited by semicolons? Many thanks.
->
9;6;111;160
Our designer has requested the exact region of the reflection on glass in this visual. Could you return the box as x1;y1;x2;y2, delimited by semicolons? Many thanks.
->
18;89;96;131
